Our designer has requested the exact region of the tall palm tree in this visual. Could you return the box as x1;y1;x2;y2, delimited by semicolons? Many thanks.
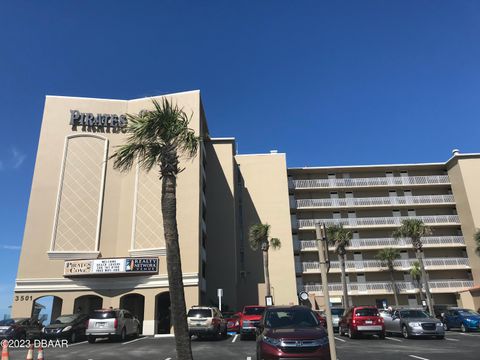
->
474;229;480;256
248;223;281;299
375;248;401;306
393;219;434;316
326;224;352;308
410;261;425;304
111;98;198;360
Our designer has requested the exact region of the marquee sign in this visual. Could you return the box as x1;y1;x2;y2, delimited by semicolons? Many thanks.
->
64;257;158;277
69;110;128;128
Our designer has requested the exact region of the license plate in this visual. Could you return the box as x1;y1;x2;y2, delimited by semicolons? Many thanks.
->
365;321;373;324
95;322;106;328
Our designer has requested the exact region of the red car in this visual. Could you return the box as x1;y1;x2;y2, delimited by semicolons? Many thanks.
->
240;305;266;340
338;306;385;339
223;312;241;333
256;306;330;360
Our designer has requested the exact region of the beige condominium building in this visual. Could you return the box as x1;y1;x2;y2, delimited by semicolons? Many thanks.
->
11;90;297;335
12;89;480;334
289;153;480;309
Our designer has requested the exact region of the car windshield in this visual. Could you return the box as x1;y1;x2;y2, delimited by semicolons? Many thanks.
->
0;319;18;326
52;315;78;324
355;308;379;317
265;309;319;328
244;307;265;316
91;311;117;319
331;309;344;317
188;309;212;318
458;310;479;316
400;310;431;318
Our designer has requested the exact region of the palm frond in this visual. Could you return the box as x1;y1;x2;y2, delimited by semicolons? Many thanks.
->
375;248;400;270
248;223;270;251
326;224;352;255
270;237;281;250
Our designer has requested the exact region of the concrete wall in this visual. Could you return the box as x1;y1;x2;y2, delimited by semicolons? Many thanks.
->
235;153;297;307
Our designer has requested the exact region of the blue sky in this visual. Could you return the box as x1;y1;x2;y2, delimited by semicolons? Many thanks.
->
1;0;479;312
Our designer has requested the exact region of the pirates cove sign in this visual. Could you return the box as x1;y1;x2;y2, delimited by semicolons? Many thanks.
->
70;110;128;132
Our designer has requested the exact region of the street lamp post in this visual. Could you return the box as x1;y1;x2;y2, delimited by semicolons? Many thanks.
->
316;223;337;360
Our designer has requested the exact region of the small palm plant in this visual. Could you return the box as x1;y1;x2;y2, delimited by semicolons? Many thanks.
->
249;223;281;298
393;219;434;316
376;248;401;306
111;98;198;360
326;224;352;308
474;230;480;256
410;261;425;304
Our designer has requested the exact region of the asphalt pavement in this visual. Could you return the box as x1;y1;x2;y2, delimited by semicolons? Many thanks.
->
3;330;480;360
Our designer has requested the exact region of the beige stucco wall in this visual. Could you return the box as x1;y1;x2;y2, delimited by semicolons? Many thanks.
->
205;139;238;310
235;153;297;307
447;155;480;285
13;91;204;331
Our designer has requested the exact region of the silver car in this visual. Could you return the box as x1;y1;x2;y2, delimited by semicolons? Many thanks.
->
330;308;345;332
383;308;444;339
86;309;140;343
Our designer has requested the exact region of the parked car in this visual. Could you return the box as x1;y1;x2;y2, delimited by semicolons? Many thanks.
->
0;318;43;340
240;305;266;340
223;312;241;333
255;305;330;360
442;308;480;332
187;306;227;339
313;310;327;328
330;308;345;332
339;306;385;339
383;308;444;339
86;309;140;343
43;313;90;343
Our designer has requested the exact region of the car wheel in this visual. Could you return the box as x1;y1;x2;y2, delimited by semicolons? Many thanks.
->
70;332;76;344
134;326;140;338
378;332;385;339
443;323;449;331
460;323;468;333
222;327;228;339
88;336;96;344
240;333;245;341
436;335;444;340
120;328;127;342
348;327;356;339
402;325;410;339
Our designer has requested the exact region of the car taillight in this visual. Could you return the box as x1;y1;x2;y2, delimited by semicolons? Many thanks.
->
352;319;356;325
378;317;384;324
114;319;118;329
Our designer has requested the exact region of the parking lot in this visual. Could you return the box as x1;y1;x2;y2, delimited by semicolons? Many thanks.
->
4;331;480;360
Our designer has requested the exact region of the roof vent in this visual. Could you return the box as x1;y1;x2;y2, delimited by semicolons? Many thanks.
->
270;150;278;154
452;149;460;156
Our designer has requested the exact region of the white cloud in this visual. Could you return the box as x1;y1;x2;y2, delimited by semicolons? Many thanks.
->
11;148;26;169
1;245;21;251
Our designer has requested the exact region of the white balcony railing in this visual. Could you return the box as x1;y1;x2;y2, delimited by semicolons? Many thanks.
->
302;257;470;273
303;279;473;295
298;236;465;251
297;215;460;229
295;194;455;209
293;175;450;190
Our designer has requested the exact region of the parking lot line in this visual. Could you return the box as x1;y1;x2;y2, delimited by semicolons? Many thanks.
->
122;336;147;345
445;337;459;341
409;355;430;360
385;336;402;342
232;334;238;343
334;336;346;342
69;341;88;346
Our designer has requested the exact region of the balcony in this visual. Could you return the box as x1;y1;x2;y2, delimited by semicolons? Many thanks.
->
292;175;450;190
303;279;474;296
295;194;455;210
297;215;460;230
301;257;470;273
298;236;465;251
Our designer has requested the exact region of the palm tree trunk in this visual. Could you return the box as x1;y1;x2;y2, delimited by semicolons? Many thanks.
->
339;254;349;308
263;249;271;298
416;251;434;317
389;268;399;306
161;174;193;360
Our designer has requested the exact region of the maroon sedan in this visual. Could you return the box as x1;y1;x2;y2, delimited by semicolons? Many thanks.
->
256;306;330;360
223;312;241;333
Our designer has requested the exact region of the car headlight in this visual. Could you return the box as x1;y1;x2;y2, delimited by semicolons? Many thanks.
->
465;318;474;323
62;326;72;332
263;336;281;347
235;321;239;326
436;323;443;327
408;322;421;327
41;327;45;333
313;337;329;347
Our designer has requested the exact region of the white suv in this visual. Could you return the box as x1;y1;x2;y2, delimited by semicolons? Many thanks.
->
86;309;140;343
187;306;227;339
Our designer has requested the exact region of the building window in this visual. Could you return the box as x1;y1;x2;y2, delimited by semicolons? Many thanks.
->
345;192;353;198
330;191;339;199
389;190;397;197
385;171;394;178
327;173;336;180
